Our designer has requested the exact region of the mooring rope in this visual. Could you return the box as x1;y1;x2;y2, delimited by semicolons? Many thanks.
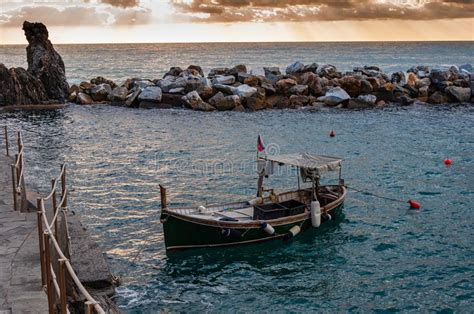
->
346;185;406;204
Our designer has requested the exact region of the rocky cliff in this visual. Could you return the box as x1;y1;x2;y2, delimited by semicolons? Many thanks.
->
0;21;69;106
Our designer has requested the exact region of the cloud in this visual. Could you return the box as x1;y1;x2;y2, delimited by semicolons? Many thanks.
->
171;0;474;22
0;4;152;27
99;0;140;8
0;6;110;27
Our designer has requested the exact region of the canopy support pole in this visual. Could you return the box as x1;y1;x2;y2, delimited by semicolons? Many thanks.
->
257;172;264;198
297;167;300;190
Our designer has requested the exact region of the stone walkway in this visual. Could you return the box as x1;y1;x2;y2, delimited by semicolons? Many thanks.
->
0;154;48;313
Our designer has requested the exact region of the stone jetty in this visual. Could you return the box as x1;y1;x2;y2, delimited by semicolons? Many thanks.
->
67;62;473;111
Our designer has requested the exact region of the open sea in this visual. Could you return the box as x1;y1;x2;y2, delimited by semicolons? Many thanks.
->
1;42;474;312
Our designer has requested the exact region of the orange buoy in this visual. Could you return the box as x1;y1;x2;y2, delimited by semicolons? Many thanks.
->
408;199;421;209
329;130;336;137
444;159;452;166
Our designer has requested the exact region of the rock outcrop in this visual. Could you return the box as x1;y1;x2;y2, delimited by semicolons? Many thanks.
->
0;21;69;106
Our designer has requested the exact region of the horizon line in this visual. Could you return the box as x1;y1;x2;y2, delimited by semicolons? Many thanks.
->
2;39;473;46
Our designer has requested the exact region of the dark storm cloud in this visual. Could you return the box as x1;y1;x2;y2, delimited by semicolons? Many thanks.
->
0;4;151;27
171;0;474;22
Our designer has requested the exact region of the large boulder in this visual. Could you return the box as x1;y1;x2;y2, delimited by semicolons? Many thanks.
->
299;72;323;96
125;89;141;107
338;76;362;97
161;93;184;107
286;61;305;74
317;64;340;79
212;75;235;85
214;95;241;111
164;67;183;77
266;94;289;109
264;67;281;76
107;86;128;102
182;91;215;111
445;86;470;102
288;84;309;96
428;91;449;104
357;94;377;105
76;92;93;105
138;86;162;103
187;65;204;77
317;87;350;106
234;84;257;99
288;95;309;108
91;77;117;89
347;94;377;109
90;83;112;101
213;83;236;95
208;67;229;78
275;78;297;95
23;21;69;101
229;64;247;77
261;81;276;95
243;75;260;87
391;72;406;86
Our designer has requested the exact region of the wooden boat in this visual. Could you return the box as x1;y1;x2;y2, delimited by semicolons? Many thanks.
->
160;153;346;251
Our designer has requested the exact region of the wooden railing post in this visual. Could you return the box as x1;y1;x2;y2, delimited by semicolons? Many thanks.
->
17;130;21;152
43;231;55;314
51;179;58;240
61;164;67;208
160;185;167;209
36;204;46;286
85;301;94;314
4;126;9;156
11;164;17;211
58;259;67;314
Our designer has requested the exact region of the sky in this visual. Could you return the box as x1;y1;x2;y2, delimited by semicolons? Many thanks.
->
0;0;473;44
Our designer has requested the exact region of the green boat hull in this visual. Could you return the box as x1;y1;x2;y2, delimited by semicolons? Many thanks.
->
162;203;344;251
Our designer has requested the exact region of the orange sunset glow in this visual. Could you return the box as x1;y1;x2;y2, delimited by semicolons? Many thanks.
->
1;0;473;44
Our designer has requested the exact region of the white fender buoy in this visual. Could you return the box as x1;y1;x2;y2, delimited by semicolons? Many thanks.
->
261;223;275;235
198;205;207;213
311;201;321;228
284;225;301;241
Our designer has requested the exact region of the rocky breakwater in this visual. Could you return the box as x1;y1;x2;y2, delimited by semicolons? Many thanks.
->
69;61;473;111
0;21;69;106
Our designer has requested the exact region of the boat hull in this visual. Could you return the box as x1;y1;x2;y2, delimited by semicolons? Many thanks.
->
162;202;344;251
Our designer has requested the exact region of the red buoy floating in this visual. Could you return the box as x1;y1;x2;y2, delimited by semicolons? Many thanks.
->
408;199;421;209
329;130;336;137
444;159;453;166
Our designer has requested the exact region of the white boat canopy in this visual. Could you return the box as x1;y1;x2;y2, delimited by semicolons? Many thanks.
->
265;153;342;175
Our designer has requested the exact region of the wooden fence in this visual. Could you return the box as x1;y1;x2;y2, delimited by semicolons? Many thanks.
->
3;127;105;313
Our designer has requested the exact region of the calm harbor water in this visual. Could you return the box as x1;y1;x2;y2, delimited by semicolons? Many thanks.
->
1;104;473;312
1;41;473;84
1;42;474;311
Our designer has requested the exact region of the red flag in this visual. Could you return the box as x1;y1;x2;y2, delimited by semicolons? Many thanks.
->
257;135;265;153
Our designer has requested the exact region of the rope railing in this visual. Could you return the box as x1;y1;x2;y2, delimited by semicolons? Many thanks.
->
3;127;27;212
37;164;106;314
